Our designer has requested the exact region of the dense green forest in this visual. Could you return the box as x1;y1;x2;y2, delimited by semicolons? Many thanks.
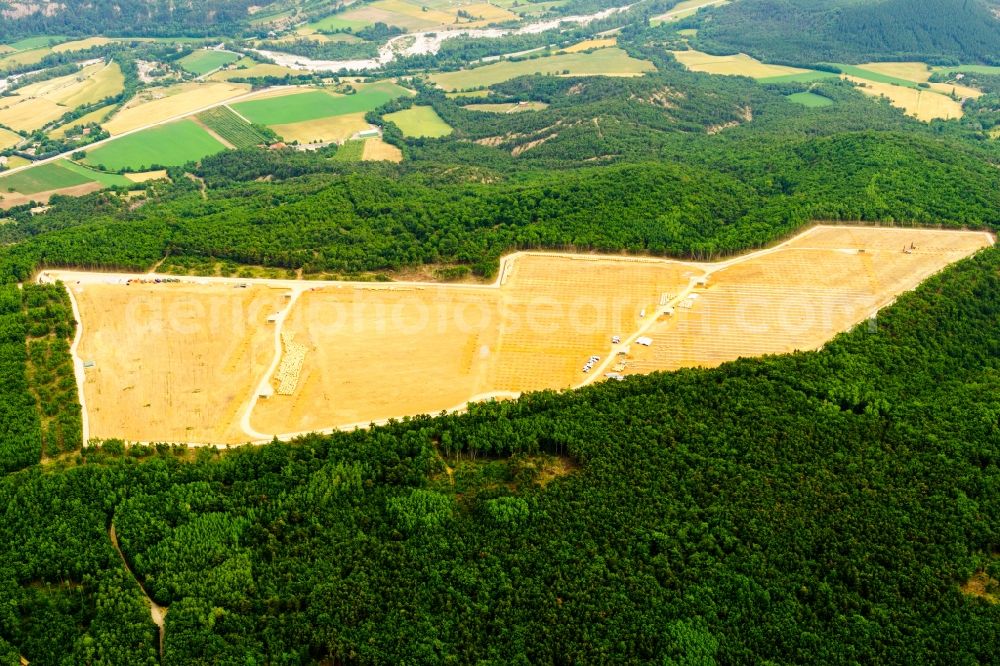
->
691;0;1000;65
0;234;997;663
0;0;264;40
1;4;1000;661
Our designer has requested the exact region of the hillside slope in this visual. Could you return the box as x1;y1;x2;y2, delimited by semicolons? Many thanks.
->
694;0;1000;64
0;0;269;39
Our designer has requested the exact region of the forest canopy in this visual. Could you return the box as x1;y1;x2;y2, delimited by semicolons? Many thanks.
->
692;0;1000;65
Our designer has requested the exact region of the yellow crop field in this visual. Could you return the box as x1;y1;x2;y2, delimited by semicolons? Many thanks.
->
0;63;123;132
0;47;51;71
562;37;617;53
652;0;730;24
844;76;964;121
209;61;302;81
460;3;519;22
672;49;811;78
52;37;114;53
430;48;655;90
51;226;992;444
927;81;983;99
1;182;104;211
339;0;457;31
60;62;125;108
270;112;371;143
104;82;252;135
857;61;932;82
0;127;22;150
362;137;403;162
124;170;169;183
48;105;116;138
851;62;982;98
0;98;67;132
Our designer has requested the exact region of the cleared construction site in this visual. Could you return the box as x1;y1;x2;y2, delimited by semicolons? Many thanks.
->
47;225;994;444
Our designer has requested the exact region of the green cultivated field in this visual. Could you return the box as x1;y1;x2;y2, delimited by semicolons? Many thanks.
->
58;160;132;187
3;35;67;52
384;106;453;137
331;140;366;161
429;48;655;91
758;70;839;84
933;64;1000;75
232;83;410;125
178;50;240;75
306;14;373;31
197;106;271;148
787;92;834;107
0;160;93;194
828;64;917;87
82;120;226;171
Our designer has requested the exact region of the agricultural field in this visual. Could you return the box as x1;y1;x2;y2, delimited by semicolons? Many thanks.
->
0;159;132;205
844;76;964;121
57;159;132;187
196;106;271;148
0;127;21;150
1;36;66;51
52;37;113;53
232;82;410;126
0;160;97;194
430;48;655;91
853;61;931;83
651;0;730;24
672;49;826;80
208;59;302;81
325;0;516;32
464;101;548;112
0;62;124;132
757;70;840;84
0;47;51;72
52;226;992;443
840;61;983;98
304;13;374;32
103;81;251;135
787;92;834;107
331;140;366;161
562;38;617;53
57;160;133;187
362;137;403;161
383;105;452;138
48;104;116;138
4;156;31;168
270;113;371;143
933;64;1000;76
178;49;241;75
124;170;169;183
81;120;227;171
